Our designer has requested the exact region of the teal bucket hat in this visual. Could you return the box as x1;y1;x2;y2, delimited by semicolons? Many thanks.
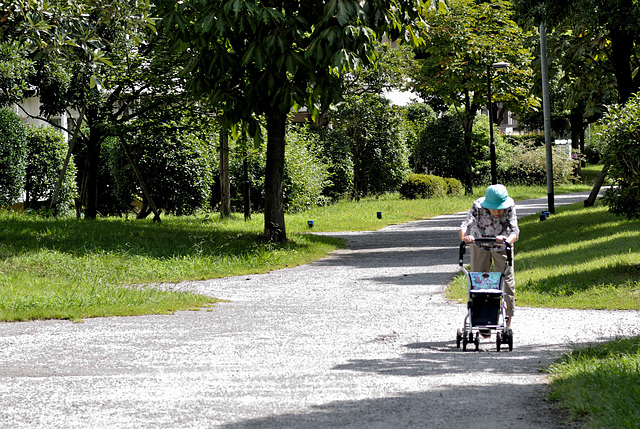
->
480;184;515;210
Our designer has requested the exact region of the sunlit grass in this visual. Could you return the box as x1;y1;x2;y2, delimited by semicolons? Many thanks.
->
546;336;640;427
286;194;477;232
286;182;594;233
580;163;609;185
0;213;341;321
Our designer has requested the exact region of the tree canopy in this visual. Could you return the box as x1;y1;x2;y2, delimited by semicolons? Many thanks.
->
156;0;426;241
1;0;204;219
513;0;640;104
412;0;535;191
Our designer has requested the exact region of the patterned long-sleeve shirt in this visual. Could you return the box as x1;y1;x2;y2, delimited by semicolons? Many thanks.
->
460;198;519;251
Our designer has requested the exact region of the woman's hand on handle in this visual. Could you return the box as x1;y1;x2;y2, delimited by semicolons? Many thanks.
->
496;234;518;245
461;235;475;243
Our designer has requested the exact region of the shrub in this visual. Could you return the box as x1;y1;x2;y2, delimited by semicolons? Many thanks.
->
399;173;448;199
108;124;216;217
0;107;27;206
225;137;265;213
445;177;464;196
414;112;466;180
599;92;640;218
70;136;132;217
24;125;77;211
504;132;545;147
226;127;332;213
413;112;500;187
402;103;437;172
470;114;504;185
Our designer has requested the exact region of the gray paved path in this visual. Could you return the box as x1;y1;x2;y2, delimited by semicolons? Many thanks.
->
1;192;638;428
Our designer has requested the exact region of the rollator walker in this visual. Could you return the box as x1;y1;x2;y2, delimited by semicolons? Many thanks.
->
456;238;513;352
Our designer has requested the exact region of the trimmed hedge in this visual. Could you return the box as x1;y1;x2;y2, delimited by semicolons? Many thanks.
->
445;177;464;196
107;124;216;217
399;173;460;199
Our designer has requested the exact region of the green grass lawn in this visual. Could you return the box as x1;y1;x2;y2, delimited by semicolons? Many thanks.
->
0;212;342;321
546;337;640;428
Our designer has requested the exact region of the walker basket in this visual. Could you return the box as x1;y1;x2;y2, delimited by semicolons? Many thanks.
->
469;272;503;326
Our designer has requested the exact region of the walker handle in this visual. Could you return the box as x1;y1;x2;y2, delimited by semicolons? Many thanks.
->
459;238;512;267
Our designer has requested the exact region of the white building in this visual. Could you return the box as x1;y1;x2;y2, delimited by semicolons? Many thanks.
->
12;97;77;141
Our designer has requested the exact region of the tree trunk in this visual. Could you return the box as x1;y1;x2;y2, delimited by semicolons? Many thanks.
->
461;114;474;194
219;130;231;218
84;127;101;219
584;14;635;207
263;111;287;242
584;163;609;207
50;107;85;213
609;25;637;104
243;156;251;221
351;133;364;199
569;108;584;176
119;136;162;222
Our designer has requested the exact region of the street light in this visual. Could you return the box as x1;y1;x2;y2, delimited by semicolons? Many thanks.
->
487;61;510;185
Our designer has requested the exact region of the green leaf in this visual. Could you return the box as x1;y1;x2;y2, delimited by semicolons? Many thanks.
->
284;53;297;73
233;0;243;14
324;0;338;21
264;34;277;51
198;13;216;33
89;75;103;91
97;57;114;67
336;0;353;26
254;45;266;69
306;38;324;63
242;43;257;67
332;49;346;72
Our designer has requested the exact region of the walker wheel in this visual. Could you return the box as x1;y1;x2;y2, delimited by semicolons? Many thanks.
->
456;329;462;348
507;329;513;351
462;333;468;351
496;332;501;352
474;333;480;351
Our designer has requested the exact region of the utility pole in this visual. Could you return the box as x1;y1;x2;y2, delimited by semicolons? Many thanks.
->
540;21;555;214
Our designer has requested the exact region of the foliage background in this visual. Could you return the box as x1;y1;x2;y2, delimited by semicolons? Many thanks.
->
0;107;27;206
24;125;77;212
600;92;640;218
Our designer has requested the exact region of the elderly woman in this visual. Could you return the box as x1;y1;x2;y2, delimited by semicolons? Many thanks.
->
459;184;519;329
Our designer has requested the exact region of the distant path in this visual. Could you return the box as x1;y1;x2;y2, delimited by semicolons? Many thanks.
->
0;192;637;428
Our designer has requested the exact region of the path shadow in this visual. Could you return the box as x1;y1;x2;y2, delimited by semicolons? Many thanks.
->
361;272;457;287
217;382;567;429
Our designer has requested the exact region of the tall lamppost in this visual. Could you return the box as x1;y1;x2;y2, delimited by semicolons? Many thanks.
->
487;61;510;185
